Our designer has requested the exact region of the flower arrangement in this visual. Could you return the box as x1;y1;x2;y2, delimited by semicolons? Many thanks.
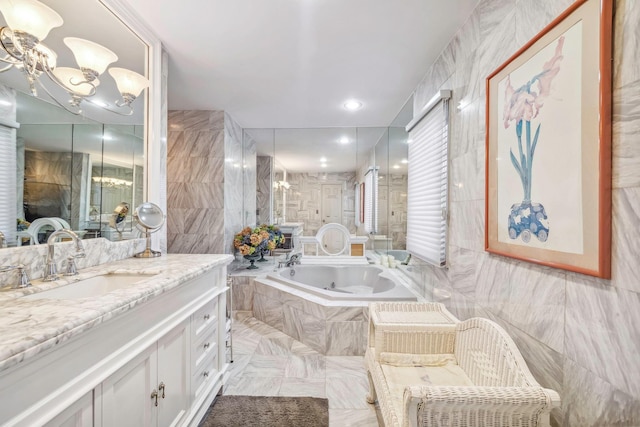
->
234;224;285;256
502;36;564;244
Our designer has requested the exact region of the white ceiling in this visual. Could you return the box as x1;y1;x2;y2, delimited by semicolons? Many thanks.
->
124;0;479;129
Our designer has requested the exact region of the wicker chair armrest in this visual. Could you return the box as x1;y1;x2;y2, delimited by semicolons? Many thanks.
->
403;385;560;427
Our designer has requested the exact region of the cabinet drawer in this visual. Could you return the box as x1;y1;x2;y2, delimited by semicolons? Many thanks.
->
193;352;218;400
192;298;218;339
194;336;217;371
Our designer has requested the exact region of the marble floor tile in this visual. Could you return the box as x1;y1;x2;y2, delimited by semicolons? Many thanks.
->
326;376;371;409
224;316;379;425
278;378;326;398
242;354;289;377
284;354;326;379
291;340;322;355
224;375;283;396
326;356;367;378
254;336;294;355
330;408;380;427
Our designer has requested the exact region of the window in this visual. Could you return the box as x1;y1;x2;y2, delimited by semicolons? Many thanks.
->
363;167;378;234
405;90;451;266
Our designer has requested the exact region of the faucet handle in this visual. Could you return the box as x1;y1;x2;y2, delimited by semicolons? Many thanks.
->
16;265;31;288
0;264;31;289
64;256;79;276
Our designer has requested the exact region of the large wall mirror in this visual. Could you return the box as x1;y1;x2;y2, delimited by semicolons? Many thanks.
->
245;94;412;255
0;0;157;247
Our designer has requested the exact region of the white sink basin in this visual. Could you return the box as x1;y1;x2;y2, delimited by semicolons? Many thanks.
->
23;273;157;300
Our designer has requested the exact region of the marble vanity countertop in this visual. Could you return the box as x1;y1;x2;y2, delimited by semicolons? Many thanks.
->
0;254;233;373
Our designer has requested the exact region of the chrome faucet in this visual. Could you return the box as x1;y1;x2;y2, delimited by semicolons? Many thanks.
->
285;253;301;267
43;229;86;282
0;264;31;289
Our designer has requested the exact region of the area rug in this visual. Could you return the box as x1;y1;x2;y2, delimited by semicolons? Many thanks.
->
199;395;329;427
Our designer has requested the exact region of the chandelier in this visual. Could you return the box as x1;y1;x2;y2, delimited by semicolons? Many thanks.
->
0;0;148;115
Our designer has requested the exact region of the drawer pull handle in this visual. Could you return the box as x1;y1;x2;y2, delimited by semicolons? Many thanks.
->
151;389;158;406
159;382;166;399
204;314;210;320
204;342;210;350
203;371;210;378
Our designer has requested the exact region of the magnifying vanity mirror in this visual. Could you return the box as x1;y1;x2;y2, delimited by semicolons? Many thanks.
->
0;0;151;248
133;202;165;258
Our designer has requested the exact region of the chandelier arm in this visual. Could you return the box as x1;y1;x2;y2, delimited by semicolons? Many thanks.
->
41;63;98;97
34;77;83;115
0;62;15;72
92;99;133;116
0;28;22;62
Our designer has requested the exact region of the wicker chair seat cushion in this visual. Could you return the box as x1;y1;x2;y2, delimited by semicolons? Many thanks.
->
380;354;474;421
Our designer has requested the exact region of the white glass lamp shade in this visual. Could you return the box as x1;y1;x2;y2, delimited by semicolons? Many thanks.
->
0;0;63;40
63;37;118;75
108;67;149;97
52;67;99;96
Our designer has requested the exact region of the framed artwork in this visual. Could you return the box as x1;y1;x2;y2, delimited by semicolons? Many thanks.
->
485;0;612;278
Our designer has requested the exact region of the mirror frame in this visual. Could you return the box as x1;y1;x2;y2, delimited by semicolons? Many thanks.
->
100;0;165;247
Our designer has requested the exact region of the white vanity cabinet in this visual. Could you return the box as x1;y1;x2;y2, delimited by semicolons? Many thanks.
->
0;259;231;427
44;392;94;427
98;319;190;427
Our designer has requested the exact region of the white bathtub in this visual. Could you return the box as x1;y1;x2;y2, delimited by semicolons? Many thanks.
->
264;264;417;301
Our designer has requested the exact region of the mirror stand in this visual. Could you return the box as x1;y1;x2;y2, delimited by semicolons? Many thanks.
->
134;232;161;258
133;202;165;258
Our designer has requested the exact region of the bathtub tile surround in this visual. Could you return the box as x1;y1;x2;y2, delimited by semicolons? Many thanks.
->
225;316;379;426
167;110;250;254
406;0;640;424
247;276;369;355
0;238;146;288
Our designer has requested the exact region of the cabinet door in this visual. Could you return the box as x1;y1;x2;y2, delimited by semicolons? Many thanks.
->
157;320;190;427
45;391;94;427
100;344;158;427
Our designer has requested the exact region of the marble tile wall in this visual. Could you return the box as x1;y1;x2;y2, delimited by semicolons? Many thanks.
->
24;151;72;222
167;110;241;254
408;0;640;425
256;156;273;225
225;112;252;253
274;172;357;237
0;237;145;288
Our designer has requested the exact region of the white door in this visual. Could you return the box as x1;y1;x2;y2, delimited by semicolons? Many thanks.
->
157;320;190;427
321;184;344;254
100;344;157;427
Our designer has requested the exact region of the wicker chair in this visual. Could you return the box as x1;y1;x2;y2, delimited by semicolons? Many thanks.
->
365;310;560;427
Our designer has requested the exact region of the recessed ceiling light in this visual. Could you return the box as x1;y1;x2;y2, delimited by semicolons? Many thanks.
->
343;99;362;111
320;163;327;168
339;136;350;144
393;165;400;169
401;159;408;164
320;157;327;162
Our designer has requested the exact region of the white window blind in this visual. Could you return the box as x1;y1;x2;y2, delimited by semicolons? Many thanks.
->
364;167;378;234
406;90;450;267
0;124;16;246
